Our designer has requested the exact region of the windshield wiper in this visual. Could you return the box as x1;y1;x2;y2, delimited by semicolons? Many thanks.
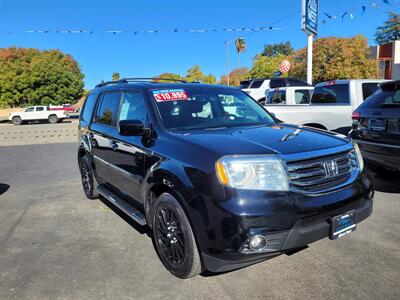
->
381;103;400;106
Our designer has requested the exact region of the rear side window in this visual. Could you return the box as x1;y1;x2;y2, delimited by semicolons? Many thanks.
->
81;94;98;122
362;83;380;100
267;90;286;104
311;84;349;104
95;92;122;126
294;90;311;104
250;80;264;89
269;79;285;88
288;79;309;87
36;107;44;111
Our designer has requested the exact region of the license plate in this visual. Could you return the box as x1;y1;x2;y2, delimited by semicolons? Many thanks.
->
369;119;386;131
329;210;357;240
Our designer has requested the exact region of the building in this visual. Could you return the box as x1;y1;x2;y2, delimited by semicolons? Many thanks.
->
370;40;400;80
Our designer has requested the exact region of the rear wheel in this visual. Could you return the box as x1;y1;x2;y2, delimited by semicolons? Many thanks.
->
12;116;22;125
78;155;99;199
152;193;202;278
48;115;58;124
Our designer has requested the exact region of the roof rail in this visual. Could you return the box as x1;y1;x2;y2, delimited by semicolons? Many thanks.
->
95;77;187;88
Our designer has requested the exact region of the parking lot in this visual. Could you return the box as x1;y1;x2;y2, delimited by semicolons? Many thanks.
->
0;123;399;300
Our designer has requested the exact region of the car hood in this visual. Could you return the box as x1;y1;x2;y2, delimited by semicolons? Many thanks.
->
172;124;349;156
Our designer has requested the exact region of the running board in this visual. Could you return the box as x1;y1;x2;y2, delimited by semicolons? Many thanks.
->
97;186;147;226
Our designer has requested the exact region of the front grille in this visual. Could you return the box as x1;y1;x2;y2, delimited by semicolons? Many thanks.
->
286;150;356;193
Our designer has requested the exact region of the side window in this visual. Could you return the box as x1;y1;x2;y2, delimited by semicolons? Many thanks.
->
294;90;311;104
362;83;380;100
311;84;350;104
95;92;122;126
119;91;147;123
267;90;286;104
288;79;309;87
25;107;34;112
250;80;263;89
36;107;44;111
269;79;285;88
81;94;99;123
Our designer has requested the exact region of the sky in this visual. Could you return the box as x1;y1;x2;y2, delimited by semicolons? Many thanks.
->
0;0;399;88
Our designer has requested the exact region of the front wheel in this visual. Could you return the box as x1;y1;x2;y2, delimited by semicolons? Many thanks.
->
152;193;202;279
12;116;22;125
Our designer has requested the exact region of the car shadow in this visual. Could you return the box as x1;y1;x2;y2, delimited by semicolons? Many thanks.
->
98;196;152;237
366;168;400;194
0;183;10;196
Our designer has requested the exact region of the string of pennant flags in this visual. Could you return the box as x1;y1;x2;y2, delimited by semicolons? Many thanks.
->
0;26;281;35
322;0;399;24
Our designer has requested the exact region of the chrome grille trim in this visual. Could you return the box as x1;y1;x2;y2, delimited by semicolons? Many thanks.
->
285;150;358;194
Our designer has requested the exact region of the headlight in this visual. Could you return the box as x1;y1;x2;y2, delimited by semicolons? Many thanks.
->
352;142;364;172
215;155;289;191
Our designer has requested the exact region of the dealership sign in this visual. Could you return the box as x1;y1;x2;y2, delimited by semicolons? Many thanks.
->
302;0;318;36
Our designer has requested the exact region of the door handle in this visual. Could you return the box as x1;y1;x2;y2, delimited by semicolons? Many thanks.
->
109;140;118;150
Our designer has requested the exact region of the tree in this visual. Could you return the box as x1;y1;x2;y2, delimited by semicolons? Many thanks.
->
375;12;400;45
185;65;203;82
154;72;182;82
203;73;217;84
112;72;120;81
0;47;84;108
247;54;287;79
290;35;377;83
235;37;247;67
262;41;294;57
220;67;249;86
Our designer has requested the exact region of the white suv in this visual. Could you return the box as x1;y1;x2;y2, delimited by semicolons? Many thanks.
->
240;78;310;102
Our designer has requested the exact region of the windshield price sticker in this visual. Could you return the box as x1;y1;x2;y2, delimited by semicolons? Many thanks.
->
153;89;189;101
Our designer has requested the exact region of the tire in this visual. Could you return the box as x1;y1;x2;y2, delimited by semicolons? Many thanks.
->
48;115;58;124
78;155;99;199
12;116;22;125
152;193;202;279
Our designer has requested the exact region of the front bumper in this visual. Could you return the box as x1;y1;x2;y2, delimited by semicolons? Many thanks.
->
200;177;374;273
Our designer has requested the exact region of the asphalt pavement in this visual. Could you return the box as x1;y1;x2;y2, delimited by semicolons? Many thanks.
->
0;138;399;299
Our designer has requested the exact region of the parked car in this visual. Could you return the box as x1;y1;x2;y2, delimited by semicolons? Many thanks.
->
48;103;79;113
240;78;310;102
8;106;68;125
78;78;373;278
262;86;314;106
350;80;400;173
264;79;387;134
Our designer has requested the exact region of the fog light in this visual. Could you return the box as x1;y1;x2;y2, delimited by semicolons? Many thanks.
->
249;235;267;251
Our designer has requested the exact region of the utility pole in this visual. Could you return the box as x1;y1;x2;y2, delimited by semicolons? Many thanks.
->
225;40;230;86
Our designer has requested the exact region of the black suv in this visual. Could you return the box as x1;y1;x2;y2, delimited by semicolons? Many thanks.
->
78;78;373;278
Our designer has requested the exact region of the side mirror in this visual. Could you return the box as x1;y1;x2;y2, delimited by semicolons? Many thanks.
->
118;120;146;136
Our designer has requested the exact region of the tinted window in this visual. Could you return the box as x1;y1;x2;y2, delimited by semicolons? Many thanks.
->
119;91;147;123
250;80;263;89
36;107;44;111
311;84;349;104
267;90;286;104
25;107;34;112
288;79;309;87
362;83;380;100
359;89;400;109
95;92;122;126
294;90;311;104
269;79;285;88
81;94;99;123
239;80;251;89
154;88;275;130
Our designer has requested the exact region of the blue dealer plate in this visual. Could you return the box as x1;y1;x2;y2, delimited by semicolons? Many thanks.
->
329;210;357;240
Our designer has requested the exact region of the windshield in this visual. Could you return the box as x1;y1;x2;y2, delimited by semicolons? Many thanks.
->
359;88;400;109
152;87;275;130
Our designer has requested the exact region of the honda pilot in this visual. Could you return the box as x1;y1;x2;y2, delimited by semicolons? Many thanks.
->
78;78;373;278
